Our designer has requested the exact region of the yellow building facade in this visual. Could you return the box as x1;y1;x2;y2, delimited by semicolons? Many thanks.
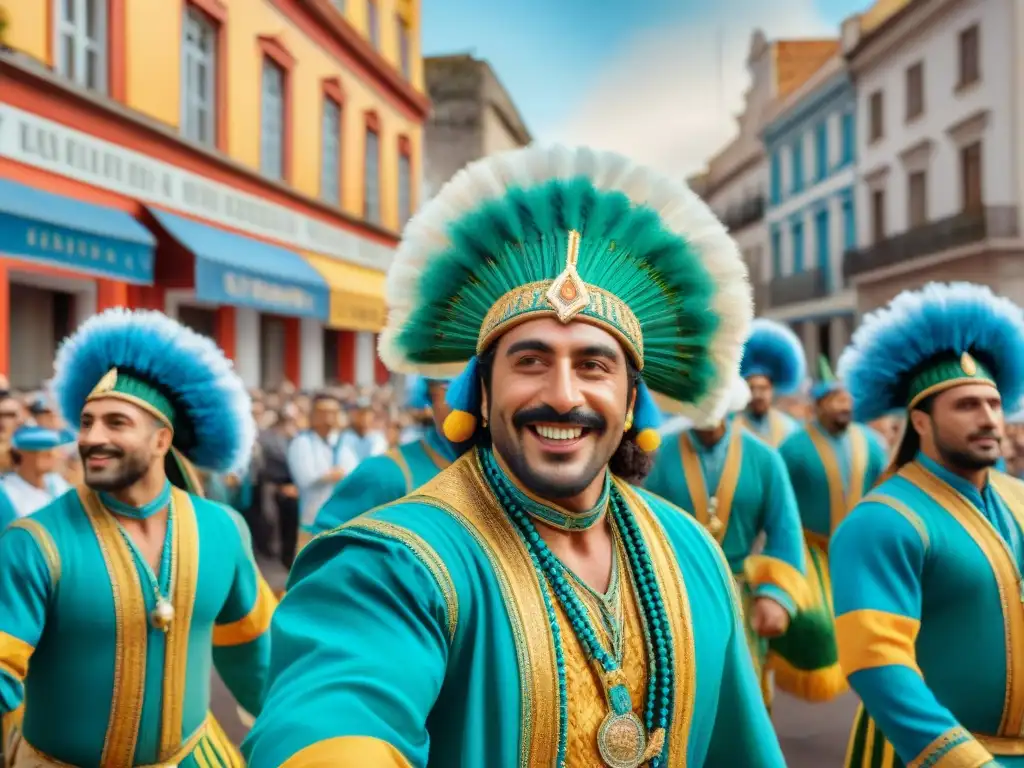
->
0;0;427;389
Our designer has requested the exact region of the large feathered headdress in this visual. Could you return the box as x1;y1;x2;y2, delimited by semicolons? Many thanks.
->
52;309;255;482
378;144;753;451
838;282;1024;421
739;318;806;396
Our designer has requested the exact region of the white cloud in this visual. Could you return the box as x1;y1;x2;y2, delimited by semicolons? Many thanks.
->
544;1;841;178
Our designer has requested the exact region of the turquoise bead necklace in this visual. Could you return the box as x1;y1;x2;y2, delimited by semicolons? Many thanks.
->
481;448;675;768
107;496;177;632
498;466;612;531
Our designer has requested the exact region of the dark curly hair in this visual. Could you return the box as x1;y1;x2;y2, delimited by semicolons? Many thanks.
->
475;344;654;485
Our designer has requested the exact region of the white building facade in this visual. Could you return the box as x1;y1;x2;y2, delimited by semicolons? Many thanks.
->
842;0;1024;313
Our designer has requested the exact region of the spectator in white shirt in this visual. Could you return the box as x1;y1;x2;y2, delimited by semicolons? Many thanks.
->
338;396;388;466
0;425;72;528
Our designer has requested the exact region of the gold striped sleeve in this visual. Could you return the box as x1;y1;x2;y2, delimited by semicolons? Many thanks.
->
835;608;921;676
0;631;33;682
909;726;993;767
213;577;278;647
281;736;413;768
743;554;812;609
7;519;60;585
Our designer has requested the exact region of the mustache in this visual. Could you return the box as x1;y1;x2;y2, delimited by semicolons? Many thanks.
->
512;404;607;432
80;444;125;459
969;430;999;440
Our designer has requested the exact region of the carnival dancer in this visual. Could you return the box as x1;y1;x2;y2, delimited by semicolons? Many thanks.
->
768;355;888;702
0;309;276;767
0;426;72;530
311;375;463;534
646;375;806;708
243;145;785;767
832;282;1024;767
733;318;806;447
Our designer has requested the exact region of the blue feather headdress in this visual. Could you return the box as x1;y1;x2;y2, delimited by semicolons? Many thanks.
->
740;318;806;396
52;308;255;474
837;282;1024;422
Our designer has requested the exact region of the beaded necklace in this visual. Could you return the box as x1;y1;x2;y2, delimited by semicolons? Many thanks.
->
499;465;612;531
480;448;674;768
109;498;176;632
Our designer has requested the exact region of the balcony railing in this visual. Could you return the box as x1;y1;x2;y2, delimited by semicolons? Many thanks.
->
843;206;1019;280
769;269;829;307
753;281;772;313
722;196;765;232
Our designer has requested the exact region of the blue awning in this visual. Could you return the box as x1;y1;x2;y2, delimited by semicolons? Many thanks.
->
148;209;330;320
0;177;155;284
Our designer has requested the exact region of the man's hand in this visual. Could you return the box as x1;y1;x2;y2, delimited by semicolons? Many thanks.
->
279;483;299;499
323;468;346;485
750;597;791;638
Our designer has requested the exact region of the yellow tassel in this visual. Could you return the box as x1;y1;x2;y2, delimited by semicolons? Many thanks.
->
766;653;848;702
443;410;478;443
635;428;661;453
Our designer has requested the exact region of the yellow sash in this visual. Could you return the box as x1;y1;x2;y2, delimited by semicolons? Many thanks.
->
806;424;868;537
678;428;744;542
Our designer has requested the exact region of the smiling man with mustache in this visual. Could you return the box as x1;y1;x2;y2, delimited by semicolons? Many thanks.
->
244;145;787;767
831;283;1024;768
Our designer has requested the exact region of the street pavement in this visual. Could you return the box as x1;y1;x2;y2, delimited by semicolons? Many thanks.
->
211;552;859;764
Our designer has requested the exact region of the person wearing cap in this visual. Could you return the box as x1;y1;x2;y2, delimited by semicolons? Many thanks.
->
733;319;806;447
311;375;465;535
0;308;276;767
243;146;785;767
831;283;1024;768
0;425;72;527
646;375;806;709
339;395;389;462
764;354;888;704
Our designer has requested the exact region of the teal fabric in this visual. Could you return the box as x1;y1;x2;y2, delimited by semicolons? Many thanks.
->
646;427;805;615
243;453;785;767
734;409;800;445
779;422;888;538
0;492;271;765
312;427;456;534
831;456;1024;767
0;485;15;531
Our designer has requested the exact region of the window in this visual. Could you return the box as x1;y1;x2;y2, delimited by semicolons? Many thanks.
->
791;219;805;273
398;15;411;79
321;98;342;205
770;151;782;205
908;171;928;227
842;194;856;251
181;6;217;146
871;189;886;244
960;141;983;212
55;0;107;92
869;91;884;142
260;58;286;180
398;147;412;226
364;127;381;223
905;62;924;121
367;1;380;49
790;140;804;194
815;121;828;182
815;207;830;289
841;112;855;166
771;226;782;278
958;25;980;88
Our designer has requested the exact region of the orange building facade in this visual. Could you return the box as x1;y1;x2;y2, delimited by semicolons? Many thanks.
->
0;0;425;391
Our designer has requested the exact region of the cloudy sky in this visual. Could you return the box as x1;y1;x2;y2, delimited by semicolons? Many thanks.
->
423;0;871;176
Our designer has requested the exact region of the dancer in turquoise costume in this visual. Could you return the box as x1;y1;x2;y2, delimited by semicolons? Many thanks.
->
0;309;277;767
832;282;1024;768
311;373;464;533
646;375;807;708
733;318;805;447
770;355;888;702
244;144;785;768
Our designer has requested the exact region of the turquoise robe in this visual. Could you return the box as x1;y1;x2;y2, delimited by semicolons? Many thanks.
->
733;408;801;448
0;485;276;766
770;421;888;701
832;455;1024;768
645;425;806;614
311;426;457;534
243;450;785;767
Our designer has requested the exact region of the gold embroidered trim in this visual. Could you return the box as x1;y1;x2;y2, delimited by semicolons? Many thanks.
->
79;488;148;768
160;488;200;760
806;423;869;535
677;428;744;542
860;492;931;550
420;439;451;473
385;449;414;494
345;518;459;643
908;725;990;768
7;519;61;585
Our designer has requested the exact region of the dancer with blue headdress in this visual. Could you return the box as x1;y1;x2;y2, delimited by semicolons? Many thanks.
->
646;374;807;709
766;352;888;703
734;318;806;446
311;372;465;534
244;144;786;767
0;309;276;768
831;282;1024;768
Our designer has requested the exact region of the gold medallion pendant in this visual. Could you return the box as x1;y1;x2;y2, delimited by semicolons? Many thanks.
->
597;710;647;768
150;597;175;632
